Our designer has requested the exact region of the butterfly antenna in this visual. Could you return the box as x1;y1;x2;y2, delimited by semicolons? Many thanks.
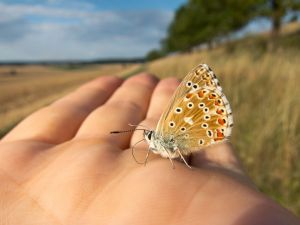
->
128;123;150;130
131;139;146;164
110;128;145;134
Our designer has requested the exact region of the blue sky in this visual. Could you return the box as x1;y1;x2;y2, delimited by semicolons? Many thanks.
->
0;0;186;61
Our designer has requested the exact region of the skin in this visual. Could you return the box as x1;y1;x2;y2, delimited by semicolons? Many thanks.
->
0;74;299;225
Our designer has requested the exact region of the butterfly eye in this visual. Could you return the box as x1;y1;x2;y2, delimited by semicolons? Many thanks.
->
147;131;152;140
186;81;192;88
169;121;175;128
187;102;194;109
198;103;205;108
175;107;183;114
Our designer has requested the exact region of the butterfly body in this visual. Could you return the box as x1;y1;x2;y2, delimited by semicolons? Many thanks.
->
144;64;233;161
144;130;181;158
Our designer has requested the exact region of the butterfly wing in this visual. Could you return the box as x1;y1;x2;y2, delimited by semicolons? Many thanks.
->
155;64;221;134
155;64;233;155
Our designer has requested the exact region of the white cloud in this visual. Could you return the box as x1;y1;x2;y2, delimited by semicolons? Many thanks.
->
0;2;173;60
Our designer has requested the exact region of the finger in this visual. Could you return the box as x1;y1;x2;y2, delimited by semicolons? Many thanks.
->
190;142;248;178
2;76;123;144
76;73;158;149
129;78;248;177
130;78;180;147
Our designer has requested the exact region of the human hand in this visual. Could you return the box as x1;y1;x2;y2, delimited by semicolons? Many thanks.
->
0;74;299;225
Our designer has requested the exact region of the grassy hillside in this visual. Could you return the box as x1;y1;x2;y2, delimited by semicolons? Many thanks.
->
145;40;300;215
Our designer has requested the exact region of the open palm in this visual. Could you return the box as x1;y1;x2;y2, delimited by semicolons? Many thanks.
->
0;74;298;225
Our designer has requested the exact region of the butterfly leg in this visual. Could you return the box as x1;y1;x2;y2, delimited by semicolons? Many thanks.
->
163;147;175;169
131;139;146;165
143;147;151;166
175;147;192;169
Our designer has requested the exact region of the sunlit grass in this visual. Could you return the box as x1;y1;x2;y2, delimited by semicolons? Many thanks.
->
145;47;300;215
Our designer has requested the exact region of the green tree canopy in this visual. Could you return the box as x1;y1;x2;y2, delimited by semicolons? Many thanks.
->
163;0;259;52
158;0;300;54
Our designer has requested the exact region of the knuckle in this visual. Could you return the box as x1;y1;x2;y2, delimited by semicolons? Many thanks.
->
106;100;143;113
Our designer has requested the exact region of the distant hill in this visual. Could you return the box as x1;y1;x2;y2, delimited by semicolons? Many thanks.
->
0;57;145;66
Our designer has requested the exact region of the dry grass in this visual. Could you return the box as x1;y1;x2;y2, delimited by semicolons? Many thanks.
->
0;64;141;136
146;46;300;215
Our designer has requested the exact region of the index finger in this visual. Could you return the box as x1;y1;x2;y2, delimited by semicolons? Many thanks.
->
2;76;123;144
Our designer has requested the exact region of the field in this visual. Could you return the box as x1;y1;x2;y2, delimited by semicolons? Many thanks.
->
146;46;300;215
0;63;142;137
1;26;300;215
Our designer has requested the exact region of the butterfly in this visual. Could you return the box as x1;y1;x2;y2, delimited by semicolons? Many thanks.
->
112;64;233;168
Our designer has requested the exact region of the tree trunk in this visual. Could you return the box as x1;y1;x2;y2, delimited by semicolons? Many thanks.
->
268;0;281;51
271;0;281;37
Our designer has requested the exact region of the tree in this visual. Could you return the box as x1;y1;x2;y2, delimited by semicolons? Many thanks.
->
250;0;300;50
148;0;300;56
146;49;165;61
162;0;259;52
257;0;300;37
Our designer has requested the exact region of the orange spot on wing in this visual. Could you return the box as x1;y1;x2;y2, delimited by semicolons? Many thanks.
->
209;94;216;99
218;118;226;125
215;100;222;106
197;91;204;98
216;108;224;115
186;93;193;99
214;129;224;141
